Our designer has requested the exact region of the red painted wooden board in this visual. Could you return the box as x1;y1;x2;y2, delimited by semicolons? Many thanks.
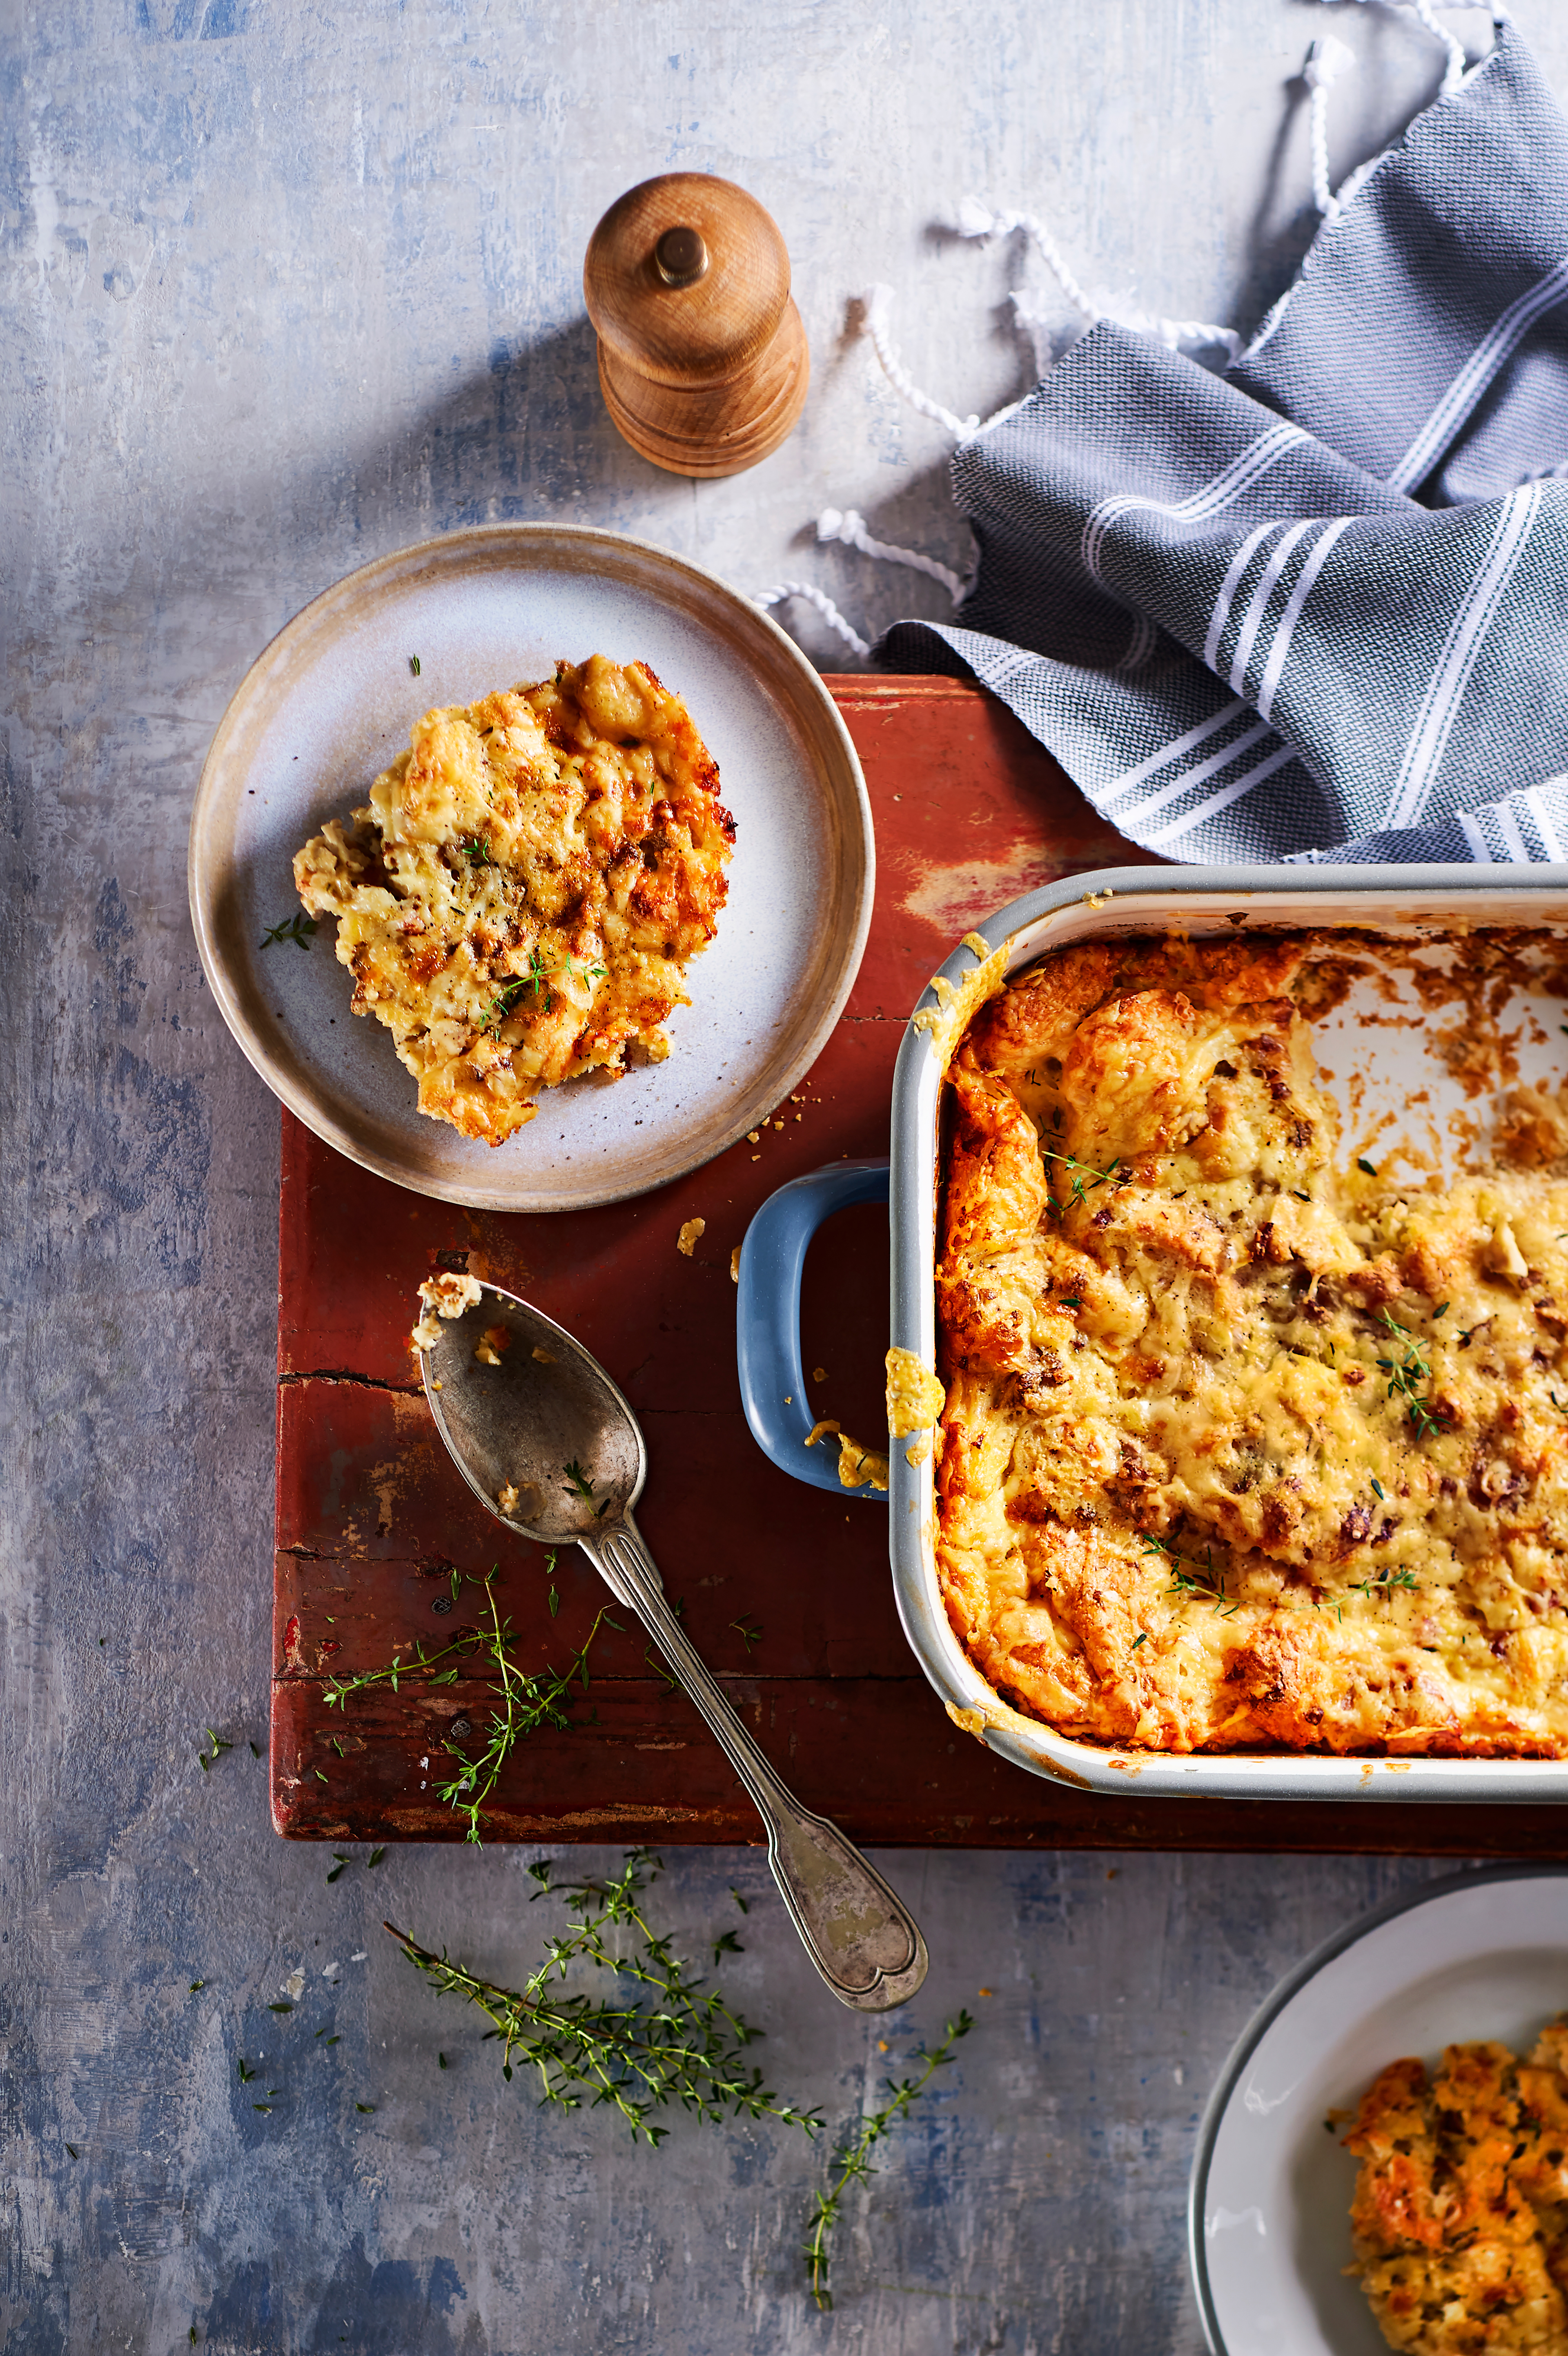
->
275;678;1568;1855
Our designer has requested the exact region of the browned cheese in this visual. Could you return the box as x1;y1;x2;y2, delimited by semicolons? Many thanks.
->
293;655;733;1145
936;932;1568;1756
1346;2025;1568;2353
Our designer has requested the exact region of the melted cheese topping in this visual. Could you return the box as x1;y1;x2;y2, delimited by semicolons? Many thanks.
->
936;934;1568;1757
886;1346;946;1438
1346;2024;1568;2353
293;656;733;1145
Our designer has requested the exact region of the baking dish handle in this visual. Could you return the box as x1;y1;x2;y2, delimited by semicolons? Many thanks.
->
736;1159;891;1501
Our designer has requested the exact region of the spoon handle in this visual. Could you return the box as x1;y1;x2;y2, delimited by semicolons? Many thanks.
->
579;1514;929;2013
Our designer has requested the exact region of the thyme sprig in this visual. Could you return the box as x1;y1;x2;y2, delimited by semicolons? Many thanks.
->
322;1573;617;1844
1349;1564;1419;1600
1141;1532;1238;1616
804;2011;974;2311
481;949;608;1032
563;1459;610;1517
385;1850;822;2146
259;912;317;951
438;1591;616;1845
1040;1146;1123;1218
1374;1309;1454;1440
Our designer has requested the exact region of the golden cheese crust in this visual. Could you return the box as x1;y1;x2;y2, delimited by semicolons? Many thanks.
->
1346;2027;1568;2353
935;933;1568;1756
293;656;733;1144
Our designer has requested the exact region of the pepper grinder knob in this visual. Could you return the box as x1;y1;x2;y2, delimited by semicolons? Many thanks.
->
584;172;810;478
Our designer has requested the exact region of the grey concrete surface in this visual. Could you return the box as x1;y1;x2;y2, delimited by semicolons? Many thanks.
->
6;3;1567;2349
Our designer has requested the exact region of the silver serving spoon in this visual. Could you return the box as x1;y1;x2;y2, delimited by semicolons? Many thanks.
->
418;1280;929;2014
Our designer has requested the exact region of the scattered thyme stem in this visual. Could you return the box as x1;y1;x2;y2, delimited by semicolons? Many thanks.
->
804;2012;974;2311
384;1851;823;2145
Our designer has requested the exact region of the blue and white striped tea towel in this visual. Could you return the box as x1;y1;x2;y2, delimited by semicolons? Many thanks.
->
872;12;1568;866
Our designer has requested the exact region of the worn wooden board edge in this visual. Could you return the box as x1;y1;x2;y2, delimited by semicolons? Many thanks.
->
268;1669;1568;1852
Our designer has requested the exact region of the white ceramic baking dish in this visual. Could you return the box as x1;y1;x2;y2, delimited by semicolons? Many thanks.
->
739;863;1568;1804
884;862;1568;1804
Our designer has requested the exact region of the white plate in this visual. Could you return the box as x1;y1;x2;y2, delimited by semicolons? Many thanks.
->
1190;1868;1568;2356
188;524;873;1212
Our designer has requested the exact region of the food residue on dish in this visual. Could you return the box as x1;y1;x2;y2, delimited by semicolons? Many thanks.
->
806;1417;890;1492
411;1270;483;1352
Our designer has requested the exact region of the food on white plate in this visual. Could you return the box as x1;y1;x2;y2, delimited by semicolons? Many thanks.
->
936;929;1568;1756
1345;2024;1568;2352
294;656;733;1146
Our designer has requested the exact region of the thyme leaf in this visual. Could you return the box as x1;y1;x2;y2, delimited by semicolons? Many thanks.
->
259;912;317;952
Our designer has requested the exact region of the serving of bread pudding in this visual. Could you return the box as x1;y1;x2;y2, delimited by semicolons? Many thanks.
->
293;655;733;1145
1347;2027;1568;2353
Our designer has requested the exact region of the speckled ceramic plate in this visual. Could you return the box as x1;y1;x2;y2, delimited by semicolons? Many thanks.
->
1190;1868;1568;2356
189;524;872;1212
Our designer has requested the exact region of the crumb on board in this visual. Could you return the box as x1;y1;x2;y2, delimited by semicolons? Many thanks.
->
677;1217;705;1257
805;1418;890;1492
729;1246;740;1284
812;1365;827;1383
747;1130;760;1143
411;1270;483;1351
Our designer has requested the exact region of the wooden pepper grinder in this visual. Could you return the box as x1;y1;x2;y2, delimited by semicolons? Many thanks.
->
584;173;810;478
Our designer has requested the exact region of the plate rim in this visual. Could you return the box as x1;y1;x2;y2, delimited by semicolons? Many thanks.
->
187;519;875;1212
1186;1861;1568;2356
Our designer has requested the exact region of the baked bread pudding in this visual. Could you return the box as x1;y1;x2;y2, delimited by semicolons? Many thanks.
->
936;930;1568;1756
293;657;733;1144
1347;2028;1568;2352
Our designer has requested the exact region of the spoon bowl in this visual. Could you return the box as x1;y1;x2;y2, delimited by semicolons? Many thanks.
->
418;1279;929;2013
425;1292;644;1543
